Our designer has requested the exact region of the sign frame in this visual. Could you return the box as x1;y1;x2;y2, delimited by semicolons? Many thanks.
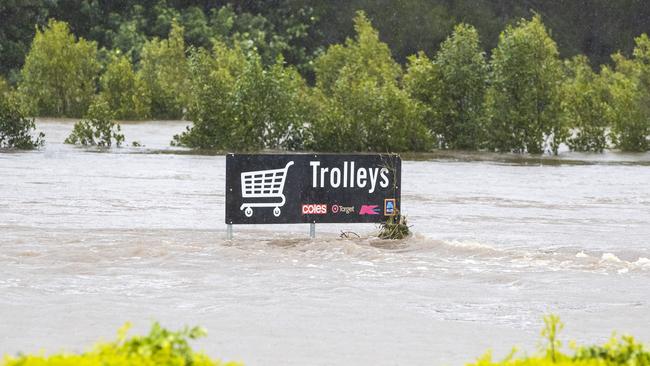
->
225;153;401;235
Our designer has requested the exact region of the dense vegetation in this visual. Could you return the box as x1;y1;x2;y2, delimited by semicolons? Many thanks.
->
2;322;240;366
1;1;650;152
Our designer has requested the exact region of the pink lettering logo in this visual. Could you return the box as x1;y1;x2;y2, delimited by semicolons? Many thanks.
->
359;205;380;215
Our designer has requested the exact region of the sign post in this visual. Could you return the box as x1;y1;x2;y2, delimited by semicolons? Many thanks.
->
225;153;401;238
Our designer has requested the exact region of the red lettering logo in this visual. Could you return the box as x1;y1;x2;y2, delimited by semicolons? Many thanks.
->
302;204;328;215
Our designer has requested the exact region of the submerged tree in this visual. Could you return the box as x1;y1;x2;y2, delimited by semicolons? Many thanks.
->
601;35;650;152
138;21;189;120
405;23;487;150
19;19;99;117
310;11;431;152
484;15;565;154
65;100;124;147
0;94;44;149
313;11;402;96
562;56;610;152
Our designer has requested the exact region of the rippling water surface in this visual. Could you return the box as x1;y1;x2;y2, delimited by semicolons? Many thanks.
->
1;119;649;365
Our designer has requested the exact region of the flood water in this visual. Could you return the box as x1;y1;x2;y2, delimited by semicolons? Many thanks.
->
1;119;650;365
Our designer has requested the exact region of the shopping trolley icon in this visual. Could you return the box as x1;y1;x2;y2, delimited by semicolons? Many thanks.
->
240;161;294;218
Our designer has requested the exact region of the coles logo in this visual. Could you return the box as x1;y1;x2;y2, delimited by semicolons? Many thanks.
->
331;205;355;214
359;205;380;215
302;204;327;215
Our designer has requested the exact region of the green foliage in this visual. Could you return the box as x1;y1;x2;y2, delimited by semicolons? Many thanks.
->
1;322;241;366
562;56;610;152
310;73;431;152
173;43;312;150
310;12;431;152
99;53;149;120
403;53;439;150
314;11;402;96
64;100;124;147
0;94;44;149
484;16;566;154
406;24;487;150
138;21;189;120
600;34;650;152
0;76;9;96
574;335;650;365
19;19;100;117
469;315;650;366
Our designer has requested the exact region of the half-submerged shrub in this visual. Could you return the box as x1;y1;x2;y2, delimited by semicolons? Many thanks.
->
65;101;124;147
173;42;312;150
0;94;44;149
2;322;242;366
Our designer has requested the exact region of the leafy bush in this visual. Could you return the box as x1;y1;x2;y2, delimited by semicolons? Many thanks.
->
484;16;566;154
1;322;241;366
64;101;124;147
0;94;44;149
19;19;100;118
469;315;650;366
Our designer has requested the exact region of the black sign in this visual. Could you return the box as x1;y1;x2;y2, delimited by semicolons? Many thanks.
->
225;154;401;224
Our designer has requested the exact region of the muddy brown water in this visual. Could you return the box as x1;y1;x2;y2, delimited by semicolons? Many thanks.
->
1;119;649;365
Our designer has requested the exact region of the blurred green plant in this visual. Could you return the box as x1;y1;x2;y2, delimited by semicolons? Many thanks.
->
0;76;9;97
1;322;241;366
64;100;124;147
469;315;650;366
0;94;44;149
